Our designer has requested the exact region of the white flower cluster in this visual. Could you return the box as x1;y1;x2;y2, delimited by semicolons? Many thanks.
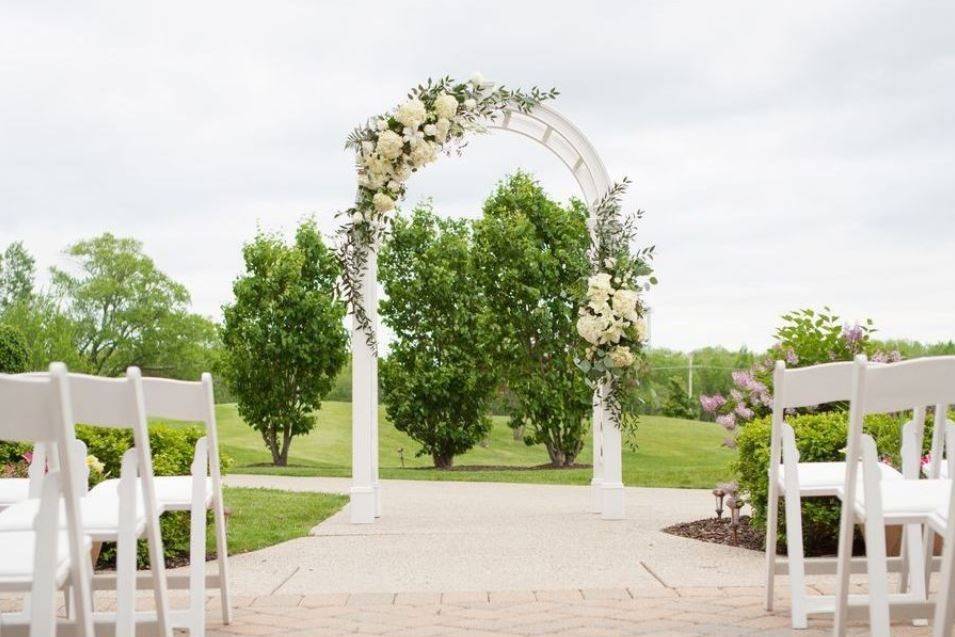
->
576;270;647;370
353;74;488;225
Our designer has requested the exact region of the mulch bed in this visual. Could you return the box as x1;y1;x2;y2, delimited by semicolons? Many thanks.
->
663;515;765;552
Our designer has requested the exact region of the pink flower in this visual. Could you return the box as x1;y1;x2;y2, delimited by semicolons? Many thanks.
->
734;403;754;420
731;370;756;391
699;394;726;413
716;413;737;430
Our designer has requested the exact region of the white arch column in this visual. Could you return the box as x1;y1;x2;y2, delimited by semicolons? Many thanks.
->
350;103;625;523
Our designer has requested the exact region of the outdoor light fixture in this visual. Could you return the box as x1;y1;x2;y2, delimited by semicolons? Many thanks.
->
712;488;725;519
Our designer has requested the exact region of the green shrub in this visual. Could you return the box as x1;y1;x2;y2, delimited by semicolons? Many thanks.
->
734;410;928;555
0;324;28;373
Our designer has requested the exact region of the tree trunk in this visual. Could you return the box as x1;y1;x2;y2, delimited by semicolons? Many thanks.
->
432;453;454;470
545;443;577;467
512;424;524;441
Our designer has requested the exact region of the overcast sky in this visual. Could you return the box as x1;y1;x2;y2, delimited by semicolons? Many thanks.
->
1;1;953;352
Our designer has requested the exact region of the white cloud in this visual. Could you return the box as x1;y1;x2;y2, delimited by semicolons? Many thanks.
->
1;0;952;351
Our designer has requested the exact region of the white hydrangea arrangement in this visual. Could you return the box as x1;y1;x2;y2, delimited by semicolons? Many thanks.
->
337;75;558;347
576;180;655;427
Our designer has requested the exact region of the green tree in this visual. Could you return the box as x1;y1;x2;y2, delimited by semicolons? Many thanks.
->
380;206;498;469
473;173;592;466
0;324;28;373
0;242;36;311
221;220;348;466
51;233;214;377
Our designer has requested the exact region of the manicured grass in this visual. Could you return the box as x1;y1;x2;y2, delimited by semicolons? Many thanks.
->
220;486;347;555
206;402;735;489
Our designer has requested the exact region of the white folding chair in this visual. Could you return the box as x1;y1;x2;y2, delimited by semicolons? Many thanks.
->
0;364;94;637
833;355;955;636
0;367;173;637
764;360;906;628
88;372;233;630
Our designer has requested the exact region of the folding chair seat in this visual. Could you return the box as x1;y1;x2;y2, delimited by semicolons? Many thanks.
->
0;479;30;510
777;460;902;497
0;526;92;591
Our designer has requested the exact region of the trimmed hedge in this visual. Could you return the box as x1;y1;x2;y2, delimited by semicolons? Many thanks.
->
734;410;930;555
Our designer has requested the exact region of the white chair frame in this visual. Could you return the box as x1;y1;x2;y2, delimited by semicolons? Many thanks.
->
0;365;94;637
89;372;233;631
0;368;174;637
764;360;913;628
833;355;955;636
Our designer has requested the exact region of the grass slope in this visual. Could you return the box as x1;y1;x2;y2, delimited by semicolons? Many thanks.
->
221;487;347;555
209;402;734;489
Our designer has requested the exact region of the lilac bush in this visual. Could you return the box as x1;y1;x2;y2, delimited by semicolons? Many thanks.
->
701;307;901;447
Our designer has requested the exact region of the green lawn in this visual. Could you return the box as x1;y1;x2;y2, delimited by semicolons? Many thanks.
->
208;402;735;489
220;487;347;555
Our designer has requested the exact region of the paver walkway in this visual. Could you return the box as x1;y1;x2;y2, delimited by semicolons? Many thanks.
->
208;586;931;636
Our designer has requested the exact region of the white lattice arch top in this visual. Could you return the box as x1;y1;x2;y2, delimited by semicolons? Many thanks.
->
488;104;611;207
349;102;624;524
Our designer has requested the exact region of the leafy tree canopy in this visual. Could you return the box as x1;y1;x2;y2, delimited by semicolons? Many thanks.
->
472;172;592;466
221;220;348;466
380;205;498;469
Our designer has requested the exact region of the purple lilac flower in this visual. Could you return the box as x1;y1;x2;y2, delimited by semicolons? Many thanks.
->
758;392;773;407
734;403;754;420
699;394;726;413
842;324;864;346
871;350;902;364
716;413;737;430
730;389;743;402
731;370;755;391
785;348;799;366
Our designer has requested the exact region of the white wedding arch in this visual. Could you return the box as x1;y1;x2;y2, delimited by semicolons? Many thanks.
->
346;90;626;524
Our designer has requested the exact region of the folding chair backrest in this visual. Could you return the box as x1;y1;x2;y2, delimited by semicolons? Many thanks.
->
140;372;223;485
858;356;955;416
774;360;855;410
0;374;59;444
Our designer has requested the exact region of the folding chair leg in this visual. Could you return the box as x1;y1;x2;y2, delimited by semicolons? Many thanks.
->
861;437;891;637
30;473;62;637
115;450;138;637
765;490;779;611
213;493;233;624
780;426;808;629
188;467;207;637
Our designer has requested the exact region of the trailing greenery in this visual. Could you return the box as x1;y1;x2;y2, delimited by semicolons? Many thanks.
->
337;75;557;347
473;173;592;466
221;220;348;466
379;206;497;469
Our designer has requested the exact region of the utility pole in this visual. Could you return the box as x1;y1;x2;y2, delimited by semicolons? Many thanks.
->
687;352;694;399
